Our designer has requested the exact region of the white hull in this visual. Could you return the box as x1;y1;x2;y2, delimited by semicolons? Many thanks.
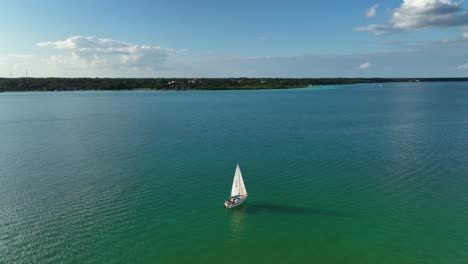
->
224;195;247;208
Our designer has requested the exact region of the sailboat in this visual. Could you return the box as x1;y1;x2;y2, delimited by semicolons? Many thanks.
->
224;164;248;208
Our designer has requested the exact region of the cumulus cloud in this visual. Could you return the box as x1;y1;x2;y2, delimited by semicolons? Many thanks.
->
457;62;468;69
5;35;468;77
357;0;468;35
359;62;372;69
366;4;379;18
37;36;176;70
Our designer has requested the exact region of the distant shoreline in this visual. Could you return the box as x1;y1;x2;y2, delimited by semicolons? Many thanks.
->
1;77;468;92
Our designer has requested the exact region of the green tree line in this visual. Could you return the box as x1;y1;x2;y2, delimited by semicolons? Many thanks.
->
1;77;468;92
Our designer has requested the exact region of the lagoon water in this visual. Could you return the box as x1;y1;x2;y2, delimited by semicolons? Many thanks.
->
1;82;468;263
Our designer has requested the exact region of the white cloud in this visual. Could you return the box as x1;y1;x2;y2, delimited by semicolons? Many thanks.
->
37;36;177;70
357;0;468;35
359;62;372;69
457;62;468;69
366;4;379;18
4;35;468;77
463;32;468;38
356;24;401;35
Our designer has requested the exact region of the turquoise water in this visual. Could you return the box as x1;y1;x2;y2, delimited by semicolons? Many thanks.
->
1;82;468;263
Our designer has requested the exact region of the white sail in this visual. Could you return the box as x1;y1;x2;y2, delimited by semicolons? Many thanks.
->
230;164;247;197
237;165;247;196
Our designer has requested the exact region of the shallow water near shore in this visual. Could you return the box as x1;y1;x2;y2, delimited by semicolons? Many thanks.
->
1;82;468;263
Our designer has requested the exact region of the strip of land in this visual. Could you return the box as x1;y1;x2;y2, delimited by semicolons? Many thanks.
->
1;77;468;92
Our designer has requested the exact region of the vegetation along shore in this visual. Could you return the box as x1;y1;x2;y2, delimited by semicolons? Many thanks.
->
1;77;468;92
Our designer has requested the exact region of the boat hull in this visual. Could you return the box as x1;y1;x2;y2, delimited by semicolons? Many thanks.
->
224;195;247;208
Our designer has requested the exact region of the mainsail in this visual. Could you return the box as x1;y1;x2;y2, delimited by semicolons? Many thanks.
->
230;164;247;197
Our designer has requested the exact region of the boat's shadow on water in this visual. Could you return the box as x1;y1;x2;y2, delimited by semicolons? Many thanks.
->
229;202;352;217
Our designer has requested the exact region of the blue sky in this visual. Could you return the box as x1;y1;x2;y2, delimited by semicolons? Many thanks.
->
2;0;468;77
